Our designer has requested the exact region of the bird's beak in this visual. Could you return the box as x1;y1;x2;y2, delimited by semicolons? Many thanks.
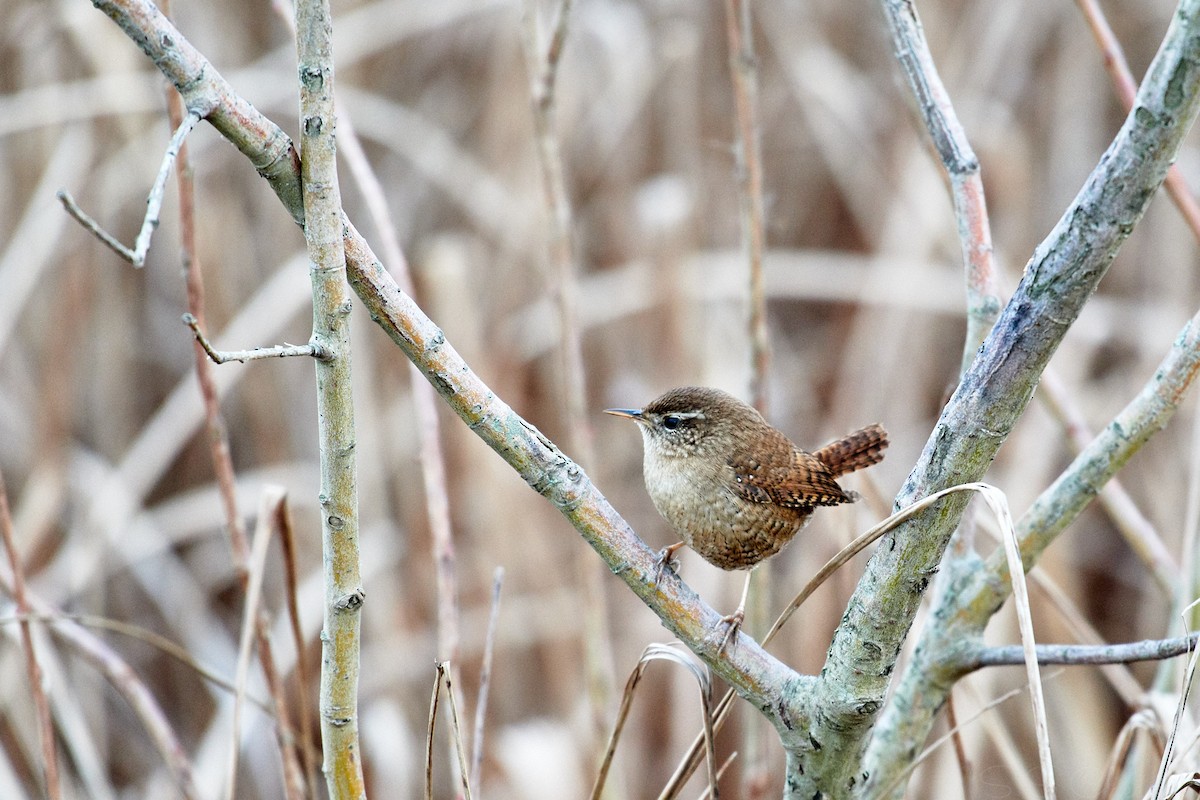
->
603;407;643;420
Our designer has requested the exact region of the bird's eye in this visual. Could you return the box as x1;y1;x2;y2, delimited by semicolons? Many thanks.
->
662;414;683;431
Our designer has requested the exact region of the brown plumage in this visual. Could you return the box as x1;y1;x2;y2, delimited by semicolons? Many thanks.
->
605;387;888;571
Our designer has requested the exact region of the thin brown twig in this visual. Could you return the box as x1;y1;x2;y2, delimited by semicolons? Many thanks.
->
594;644;718;800
721;5;771;785
57;110;200;267
722;0;770;413
1074;0;1200;238
157;33;308;795
944;693;973;799
439;662;474;800
0;468;61;800
276;494;319;798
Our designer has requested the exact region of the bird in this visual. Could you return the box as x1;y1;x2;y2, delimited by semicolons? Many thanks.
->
605;386;888;647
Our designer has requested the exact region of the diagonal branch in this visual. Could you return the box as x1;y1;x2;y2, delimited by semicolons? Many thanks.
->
87;0;809;743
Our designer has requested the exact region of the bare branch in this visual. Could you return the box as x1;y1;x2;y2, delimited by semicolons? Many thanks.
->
876;0;1000;373
182;313;321;363
965;633;1200;670
57;110;200;267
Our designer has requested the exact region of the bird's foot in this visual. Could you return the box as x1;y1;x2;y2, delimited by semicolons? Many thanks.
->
653;542;685;583
716;609;745;653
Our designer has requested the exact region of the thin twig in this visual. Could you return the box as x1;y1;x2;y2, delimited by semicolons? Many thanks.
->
876;0;1000;372
0;468;61;800
276;494;319;798
0;567;200;798
873;672;1065;800
1038;371;1179;595
425;664;443;800
965;632;1200;670
1074;0;1200;239
183;313;320;364
944;693;973;799
470;568;504;793
1095;710;1166;800
57;110;200;267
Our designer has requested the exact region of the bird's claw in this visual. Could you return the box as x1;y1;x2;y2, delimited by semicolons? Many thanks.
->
653;547;680;583
717;609;745;653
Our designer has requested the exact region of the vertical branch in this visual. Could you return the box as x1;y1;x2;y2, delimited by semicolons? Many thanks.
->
0;469;62;800
294;0;364;796
520;0;617;749
877;0;1001;373
723;0;770;412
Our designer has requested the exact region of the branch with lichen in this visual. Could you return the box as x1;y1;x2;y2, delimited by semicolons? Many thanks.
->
864;302;1200;796
798;0;1200;793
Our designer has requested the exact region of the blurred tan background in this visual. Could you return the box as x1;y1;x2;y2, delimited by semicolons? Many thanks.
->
1;0;1198;797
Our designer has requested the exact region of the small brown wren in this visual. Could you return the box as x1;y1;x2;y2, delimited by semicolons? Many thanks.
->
605;386;888;644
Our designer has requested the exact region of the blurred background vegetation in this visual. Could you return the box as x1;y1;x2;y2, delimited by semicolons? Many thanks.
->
1;0;1198;797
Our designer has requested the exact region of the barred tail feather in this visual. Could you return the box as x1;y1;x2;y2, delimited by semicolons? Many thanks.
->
814;423;888;477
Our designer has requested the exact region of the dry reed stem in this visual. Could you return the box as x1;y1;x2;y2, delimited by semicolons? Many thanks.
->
944;693;973;798
226;486;283;800
0;469;61;800
0;585;201;798
1026;570;1144;706
275;494;320;799
1096;710;1167;800
983;485;1055;800
425;663;474;800
470;567;504;794
591;643;718;800
722;0;770;413
1038;371;1178;595
519;0;617;748
874;675;1062;799
720;5;771;787
1151;608;1200;799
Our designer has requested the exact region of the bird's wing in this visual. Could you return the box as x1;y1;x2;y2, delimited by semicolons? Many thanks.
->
728;444;851;508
